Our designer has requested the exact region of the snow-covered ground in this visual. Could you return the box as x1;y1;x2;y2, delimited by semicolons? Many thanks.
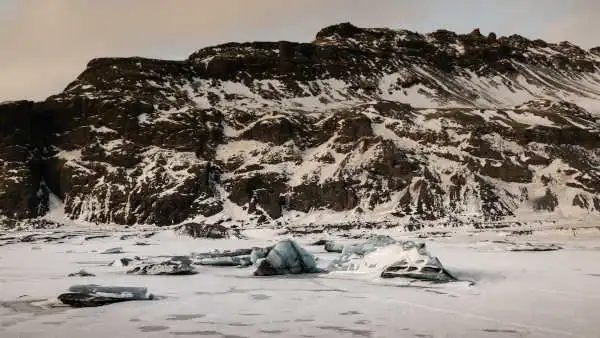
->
0;227;599;337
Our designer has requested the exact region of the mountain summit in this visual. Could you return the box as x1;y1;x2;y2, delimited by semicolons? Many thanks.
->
2;22;600;228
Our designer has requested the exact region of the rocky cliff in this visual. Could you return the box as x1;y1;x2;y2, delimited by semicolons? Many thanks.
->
2;23;600;228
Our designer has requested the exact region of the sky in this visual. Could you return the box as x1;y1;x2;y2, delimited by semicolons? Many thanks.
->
0;0;597;101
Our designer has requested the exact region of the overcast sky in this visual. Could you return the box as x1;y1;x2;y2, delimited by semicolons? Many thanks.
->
1;0;597;101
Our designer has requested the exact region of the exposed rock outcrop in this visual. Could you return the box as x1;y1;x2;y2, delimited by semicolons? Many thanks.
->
2;23;600;227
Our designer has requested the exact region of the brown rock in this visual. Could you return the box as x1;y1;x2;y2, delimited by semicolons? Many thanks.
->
533;188;559;212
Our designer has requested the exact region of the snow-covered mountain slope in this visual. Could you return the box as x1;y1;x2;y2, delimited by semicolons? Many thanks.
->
2;23;600;227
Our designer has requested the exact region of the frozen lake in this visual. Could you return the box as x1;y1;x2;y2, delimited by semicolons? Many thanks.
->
0;227;599;337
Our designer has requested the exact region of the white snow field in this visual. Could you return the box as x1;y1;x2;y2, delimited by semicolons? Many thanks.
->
0;227;599;338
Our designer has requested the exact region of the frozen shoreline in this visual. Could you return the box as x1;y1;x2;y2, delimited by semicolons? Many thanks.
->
0;227;599;337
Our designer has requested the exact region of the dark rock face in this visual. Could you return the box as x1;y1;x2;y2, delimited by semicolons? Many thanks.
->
0;101;49;219
533;188;559;212
2;23;600;227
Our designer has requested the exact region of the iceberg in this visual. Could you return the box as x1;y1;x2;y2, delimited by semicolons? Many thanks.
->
254;239;323;276
324;241;344;253
193;248;259;267
507;242;562;252
68;269;95;277
59;285;154;308
328;235;456;282
101;247;124;254
127;256;196;275
189;236;454;282
192;240;322;276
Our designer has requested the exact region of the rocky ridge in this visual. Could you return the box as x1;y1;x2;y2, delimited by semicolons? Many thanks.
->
2;23;600;228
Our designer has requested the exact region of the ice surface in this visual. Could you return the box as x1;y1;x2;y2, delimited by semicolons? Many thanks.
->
0;227;599;337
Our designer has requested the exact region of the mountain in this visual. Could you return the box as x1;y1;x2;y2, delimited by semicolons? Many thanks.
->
2;23;600;229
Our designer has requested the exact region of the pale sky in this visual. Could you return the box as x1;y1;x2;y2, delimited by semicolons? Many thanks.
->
0;0;597;101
